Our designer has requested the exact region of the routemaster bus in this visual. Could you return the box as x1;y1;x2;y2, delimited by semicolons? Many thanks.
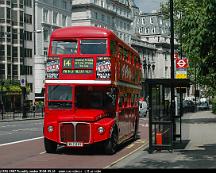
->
44;26;142;154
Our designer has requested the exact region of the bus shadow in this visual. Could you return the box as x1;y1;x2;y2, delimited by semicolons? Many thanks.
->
56;134;141;156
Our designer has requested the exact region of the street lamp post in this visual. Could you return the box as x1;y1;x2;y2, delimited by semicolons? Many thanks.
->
170;0;176;142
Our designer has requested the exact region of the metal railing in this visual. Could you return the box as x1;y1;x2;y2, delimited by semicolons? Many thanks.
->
1;108;44;121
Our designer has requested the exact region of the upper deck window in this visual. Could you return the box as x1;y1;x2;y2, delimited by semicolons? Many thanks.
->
80;39;106;54
52;40;77;55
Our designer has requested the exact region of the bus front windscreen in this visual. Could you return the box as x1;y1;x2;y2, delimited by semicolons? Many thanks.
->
52;40;78;55
48;85;72;109
80;39;106;54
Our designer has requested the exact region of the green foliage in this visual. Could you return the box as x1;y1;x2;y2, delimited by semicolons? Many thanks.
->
212;97;216;114
0;79;30;93
160;0;216;95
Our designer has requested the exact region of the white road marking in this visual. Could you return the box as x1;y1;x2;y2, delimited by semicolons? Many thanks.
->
104;140;149;169
12;128;39;132
126;144;135;148
0;136;43;147
40;151;46;154
1;122;42;128
0;132;14;136
1;124;18;128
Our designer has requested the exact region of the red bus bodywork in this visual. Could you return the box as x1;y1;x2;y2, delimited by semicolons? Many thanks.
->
44;26;142;154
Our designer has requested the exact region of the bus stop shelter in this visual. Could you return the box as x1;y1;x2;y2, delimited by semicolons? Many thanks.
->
145;79;190;153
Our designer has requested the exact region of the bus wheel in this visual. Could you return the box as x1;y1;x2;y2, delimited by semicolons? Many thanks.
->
44;138;57;153
133;119;138;140
104;128;118;155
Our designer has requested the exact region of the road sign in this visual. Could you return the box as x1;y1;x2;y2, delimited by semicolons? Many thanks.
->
176;58;188;69
175;69;187;79
20;75;26;87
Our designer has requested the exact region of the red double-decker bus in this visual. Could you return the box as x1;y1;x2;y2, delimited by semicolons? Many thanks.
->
44;26;142;154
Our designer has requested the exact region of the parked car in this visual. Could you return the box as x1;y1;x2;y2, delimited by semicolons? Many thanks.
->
183;100;196;113
197;101;209;111
139;100;148;117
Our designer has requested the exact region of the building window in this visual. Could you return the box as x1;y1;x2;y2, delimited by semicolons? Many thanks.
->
43;29;49;42
107;15;110;25
112;4;116;12
101;0;104;7
25;48;32;58
53;0;57;6
53;12;58;24
20;12;24;26
12;47;18;57
12;0;18;8
24;31;32;41
165;66;168;78
63;0;67;9
94;11;98;19
101;14;105;22
19;0;23;8
62;15;66;26
43;9;48;23
150;17;153;24
12;65;18;76
24;14;32;24
44;47;48;56
7;8;10;19
27;66;32;75
142;18;145;24
159;18;163;25
24;0;32;7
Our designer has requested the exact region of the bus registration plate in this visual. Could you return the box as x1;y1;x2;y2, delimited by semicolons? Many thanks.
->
67;142;83;147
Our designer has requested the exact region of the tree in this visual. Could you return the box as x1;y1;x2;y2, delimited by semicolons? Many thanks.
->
161;0;216;95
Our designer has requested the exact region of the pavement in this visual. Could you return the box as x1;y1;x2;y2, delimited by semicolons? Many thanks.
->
0;112;44;122
108;110;216;169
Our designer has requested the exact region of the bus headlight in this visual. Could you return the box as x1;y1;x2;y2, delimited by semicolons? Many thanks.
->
48;125;54;133
98;126;105;134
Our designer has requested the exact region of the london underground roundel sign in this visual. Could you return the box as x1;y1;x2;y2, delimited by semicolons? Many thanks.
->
176;58;188;69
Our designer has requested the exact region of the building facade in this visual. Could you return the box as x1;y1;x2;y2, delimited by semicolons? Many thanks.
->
71;0;133;44
34;0;72;102
0;0;72;111
137;12;174;79
0;0;178;112
0;0;34;111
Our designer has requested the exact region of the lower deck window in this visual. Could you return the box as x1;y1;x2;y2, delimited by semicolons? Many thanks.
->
75;86;116;110
48;85;72;109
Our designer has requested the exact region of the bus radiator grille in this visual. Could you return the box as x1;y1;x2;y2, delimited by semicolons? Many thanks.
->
76;123;90;143
60;123;74;142
60;123;90;143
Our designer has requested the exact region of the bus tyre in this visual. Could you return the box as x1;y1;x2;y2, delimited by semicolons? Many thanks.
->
133;119;138;140
104;128;118;155
44;138;57;153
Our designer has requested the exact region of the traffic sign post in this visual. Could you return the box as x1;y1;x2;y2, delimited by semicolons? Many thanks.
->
175;58;189;79
20;75;27;118
20;75;26;87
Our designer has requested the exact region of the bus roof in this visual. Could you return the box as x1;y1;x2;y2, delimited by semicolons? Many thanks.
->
51;26;114;39
51;26;139;55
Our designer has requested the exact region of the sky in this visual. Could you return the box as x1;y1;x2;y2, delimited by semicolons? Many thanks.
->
134;0;165;13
